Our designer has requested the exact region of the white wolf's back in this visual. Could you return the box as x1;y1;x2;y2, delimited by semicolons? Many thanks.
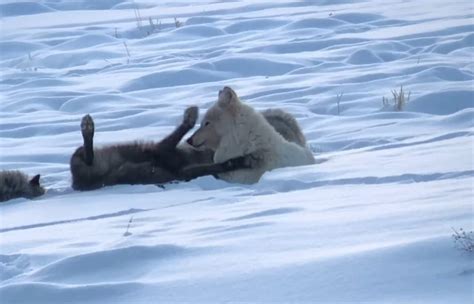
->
215;105;314;184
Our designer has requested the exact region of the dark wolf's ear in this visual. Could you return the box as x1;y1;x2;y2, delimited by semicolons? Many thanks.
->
218;86;238;107
29;174;41;186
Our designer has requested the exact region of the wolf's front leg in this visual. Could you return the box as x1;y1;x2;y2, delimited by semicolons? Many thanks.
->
158;106;198;151
215;151;266;184
177;154;253;181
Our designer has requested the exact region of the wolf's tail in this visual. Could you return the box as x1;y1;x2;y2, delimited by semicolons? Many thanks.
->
261;108;307;147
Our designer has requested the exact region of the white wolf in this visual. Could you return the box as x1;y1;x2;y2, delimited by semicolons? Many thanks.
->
187;87;315;184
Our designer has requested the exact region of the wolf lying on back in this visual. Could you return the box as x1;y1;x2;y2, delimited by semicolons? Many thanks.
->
0;170;45;202
187;87;315;184
70;107;251;191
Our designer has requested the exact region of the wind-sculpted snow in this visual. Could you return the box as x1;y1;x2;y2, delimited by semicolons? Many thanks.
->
0;0;473;303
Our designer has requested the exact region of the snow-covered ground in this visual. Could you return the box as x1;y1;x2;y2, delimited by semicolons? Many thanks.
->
1;0;473;302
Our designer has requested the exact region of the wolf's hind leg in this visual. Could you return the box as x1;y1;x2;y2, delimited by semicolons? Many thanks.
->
159;106;198;150
81;114;95;166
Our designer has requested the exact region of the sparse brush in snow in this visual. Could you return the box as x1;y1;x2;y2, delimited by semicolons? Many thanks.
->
123;216;134;237
336;92;343;115
382;85;411;111
132;1;143;29
174;17;183;28
392;86;411;111
149;17;155;31
20;53;37;72
145;17;162;36
123;41;131;64
452;227;474;253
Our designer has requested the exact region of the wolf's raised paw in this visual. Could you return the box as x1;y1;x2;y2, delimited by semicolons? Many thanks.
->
183;106;198;128
81;114;95;139
223;154;257;170
241;154;261;169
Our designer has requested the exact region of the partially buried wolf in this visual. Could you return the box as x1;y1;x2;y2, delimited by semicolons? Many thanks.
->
70;106;253;191
0;170;45;202
187;87;315;184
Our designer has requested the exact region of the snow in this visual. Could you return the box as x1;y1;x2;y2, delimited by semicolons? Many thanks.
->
1;0;473;303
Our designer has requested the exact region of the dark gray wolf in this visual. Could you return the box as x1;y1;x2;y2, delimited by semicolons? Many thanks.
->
70;106;250;191
0;170;45;202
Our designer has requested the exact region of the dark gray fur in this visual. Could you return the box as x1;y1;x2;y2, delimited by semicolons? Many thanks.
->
70;107;249;191
0;170;45;202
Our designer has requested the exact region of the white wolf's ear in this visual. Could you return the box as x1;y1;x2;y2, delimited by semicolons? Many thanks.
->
218;86;238;107
29;174;41;186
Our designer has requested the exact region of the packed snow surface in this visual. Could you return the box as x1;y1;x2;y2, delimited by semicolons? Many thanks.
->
1;0;473;303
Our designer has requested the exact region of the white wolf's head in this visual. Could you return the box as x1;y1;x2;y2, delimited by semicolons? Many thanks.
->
187;86;241;151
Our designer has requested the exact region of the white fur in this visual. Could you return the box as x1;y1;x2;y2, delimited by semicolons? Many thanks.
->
212;89;315;184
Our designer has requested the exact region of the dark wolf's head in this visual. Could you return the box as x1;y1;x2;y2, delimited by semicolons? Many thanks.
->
27;174;45;199
0;171;46;202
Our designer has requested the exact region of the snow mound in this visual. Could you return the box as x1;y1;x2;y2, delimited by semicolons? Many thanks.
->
284;17;346;29
407;90;474;115
121;68;225;92
346;48;383;64
211;57;304;77
333;12;383;24
0;41;46;60
0;2;54;17
225;19;287;33
172;25;226;37
54;34;118;51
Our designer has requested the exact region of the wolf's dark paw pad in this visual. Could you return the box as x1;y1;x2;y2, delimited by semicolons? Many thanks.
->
227;154;259;170
183;106;198;128
243;154;260;168
223;154;255;170
81;114;95;138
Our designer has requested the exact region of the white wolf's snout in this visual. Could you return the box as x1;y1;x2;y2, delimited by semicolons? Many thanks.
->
186;127;207;150
186;133;201;148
